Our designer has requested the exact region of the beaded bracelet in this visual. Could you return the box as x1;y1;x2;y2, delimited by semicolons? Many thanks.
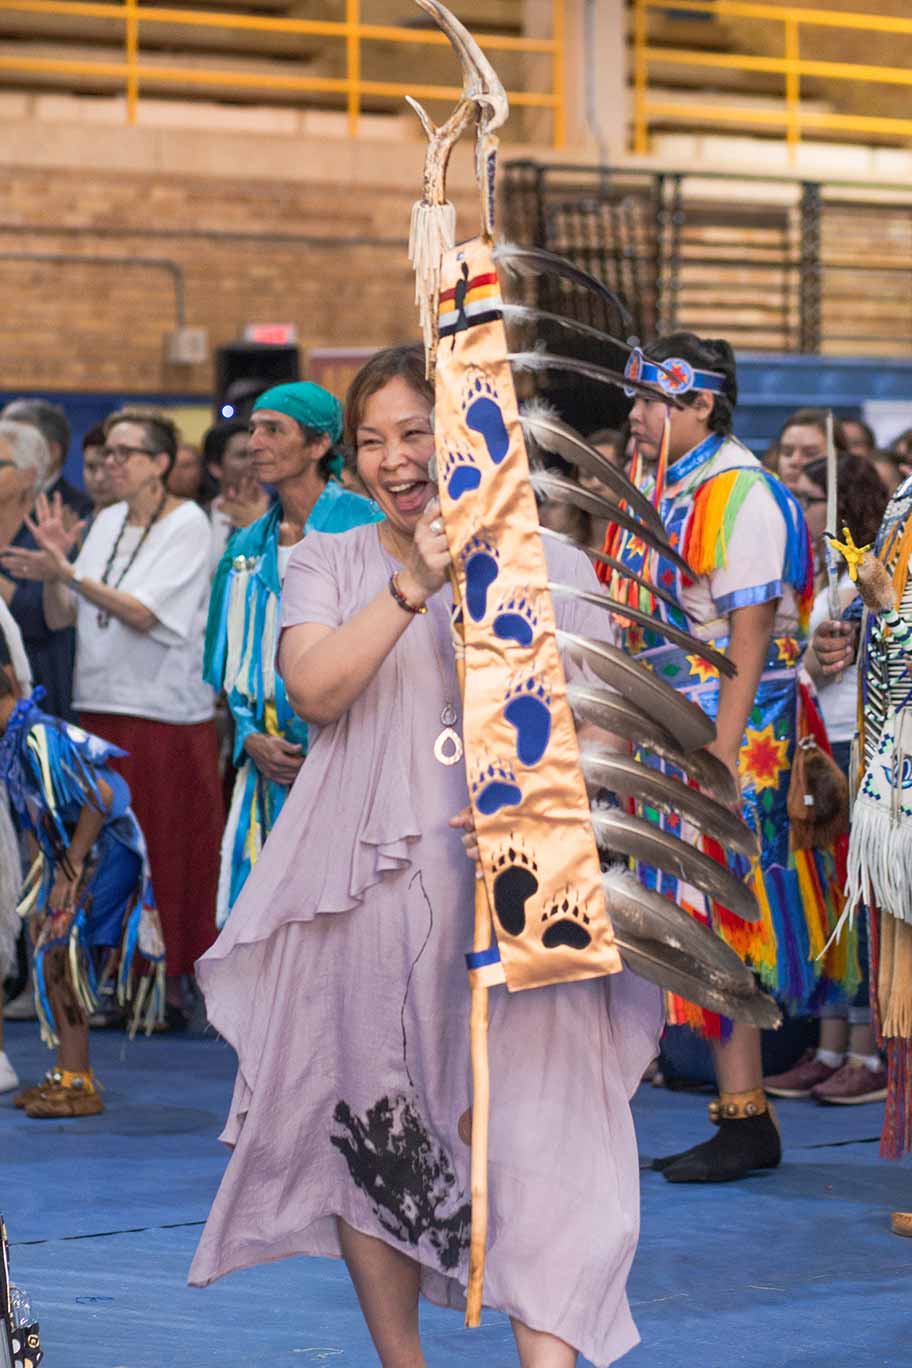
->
388;572;428;615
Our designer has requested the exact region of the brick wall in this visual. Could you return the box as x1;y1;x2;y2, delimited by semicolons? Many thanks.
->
0;140;481;395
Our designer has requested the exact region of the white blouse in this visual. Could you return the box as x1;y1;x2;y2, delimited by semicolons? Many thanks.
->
72;500;215;725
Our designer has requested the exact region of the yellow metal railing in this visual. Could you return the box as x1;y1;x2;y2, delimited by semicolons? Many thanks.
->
0;0;566;145
633;0;912;160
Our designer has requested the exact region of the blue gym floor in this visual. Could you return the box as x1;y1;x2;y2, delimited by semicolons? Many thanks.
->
2;1019;910;1368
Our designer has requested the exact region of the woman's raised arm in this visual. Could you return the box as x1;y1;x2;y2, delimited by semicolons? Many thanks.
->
280;505;450;726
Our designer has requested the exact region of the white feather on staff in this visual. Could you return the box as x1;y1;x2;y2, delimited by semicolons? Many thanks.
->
825;409;841;619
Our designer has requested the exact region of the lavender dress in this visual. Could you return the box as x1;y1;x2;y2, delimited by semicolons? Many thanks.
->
189;523;663;1368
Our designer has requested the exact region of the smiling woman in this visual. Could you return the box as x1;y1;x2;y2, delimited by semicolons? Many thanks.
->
189;344;663;1368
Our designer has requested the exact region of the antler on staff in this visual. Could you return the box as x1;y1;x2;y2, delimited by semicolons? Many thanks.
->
407;0;509;372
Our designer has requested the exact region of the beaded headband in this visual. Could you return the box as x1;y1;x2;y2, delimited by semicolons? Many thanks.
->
624;347;726;399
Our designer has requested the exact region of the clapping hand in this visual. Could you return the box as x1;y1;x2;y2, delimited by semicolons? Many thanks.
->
219;474;270;529
0;492;84;581
31;491;85;556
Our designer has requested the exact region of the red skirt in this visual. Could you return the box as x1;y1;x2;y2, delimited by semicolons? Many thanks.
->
80;712;224;976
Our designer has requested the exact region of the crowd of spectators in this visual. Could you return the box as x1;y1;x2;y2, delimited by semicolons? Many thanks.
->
0;398;258;1032
1;388;909;1056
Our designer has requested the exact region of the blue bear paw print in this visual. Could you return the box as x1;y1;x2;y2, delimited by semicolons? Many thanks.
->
442;443;482;502
504;674;552;767
541;886;592;950
461;533;500;623
470;758;522;817
463;369;510;466
493;590;539;647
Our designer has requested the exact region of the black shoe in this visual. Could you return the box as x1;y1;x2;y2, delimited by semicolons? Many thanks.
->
662;1112;782;1184
651;1145;704;1173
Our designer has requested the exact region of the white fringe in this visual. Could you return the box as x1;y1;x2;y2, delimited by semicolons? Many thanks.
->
846;795;912;926
0;786;21;980
409;199;456;359
216;765;247;930
262;593;278;702
223;566;250;695
0;598;32;692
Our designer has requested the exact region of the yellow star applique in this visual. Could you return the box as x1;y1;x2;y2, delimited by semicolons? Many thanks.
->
740;723;789;793
774;636;801;666
686;654;719;685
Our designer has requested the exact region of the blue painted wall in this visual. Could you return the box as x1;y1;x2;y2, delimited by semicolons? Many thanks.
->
735;353;912;454
4;355;912;488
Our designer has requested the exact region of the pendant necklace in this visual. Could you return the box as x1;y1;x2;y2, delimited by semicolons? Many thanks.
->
379;524;463;766
429;606;464;766
95;487;168;629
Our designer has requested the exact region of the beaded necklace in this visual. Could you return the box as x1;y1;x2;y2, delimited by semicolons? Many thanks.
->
95;487;168;629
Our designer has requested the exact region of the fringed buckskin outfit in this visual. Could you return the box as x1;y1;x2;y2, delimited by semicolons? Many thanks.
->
846;475;912;1155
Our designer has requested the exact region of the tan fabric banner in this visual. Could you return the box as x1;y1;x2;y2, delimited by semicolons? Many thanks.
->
435;236;621;991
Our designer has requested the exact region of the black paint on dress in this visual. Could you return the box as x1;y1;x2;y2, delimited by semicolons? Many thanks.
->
331;1093;470;1271
401;869;434;1089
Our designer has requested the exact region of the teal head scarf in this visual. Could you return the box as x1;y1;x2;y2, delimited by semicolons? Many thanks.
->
252;382;343;445
252;381;344;478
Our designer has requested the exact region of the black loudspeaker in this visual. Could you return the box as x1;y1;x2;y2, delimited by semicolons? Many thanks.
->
214;342;300;422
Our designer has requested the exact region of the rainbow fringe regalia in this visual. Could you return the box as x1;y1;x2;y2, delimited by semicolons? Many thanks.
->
0;690;165;1043
601;433;857;1036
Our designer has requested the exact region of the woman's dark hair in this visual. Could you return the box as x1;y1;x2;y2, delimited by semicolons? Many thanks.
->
777;408;848;453
842;416;876;450
803;451;888;549
890;427;912;456
643;332;738;434
343;345;433;471
103;407;180;479
873;447;907;473
202;419;247;468
81;421;106;453
297;423;346;482
587;427;622;451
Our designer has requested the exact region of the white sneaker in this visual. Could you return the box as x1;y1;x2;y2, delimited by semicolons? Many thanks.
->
0;1051;20;1094
3;986;37;1020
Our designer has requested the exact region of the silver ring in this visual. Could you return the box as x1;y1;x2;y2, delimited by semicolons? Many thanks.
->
430;518;444;534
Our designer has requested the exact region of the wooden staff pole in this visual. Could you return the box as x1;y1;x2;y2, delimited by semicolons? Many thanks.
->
450;570;492;1329
825;410;840;619
466;876;492;1327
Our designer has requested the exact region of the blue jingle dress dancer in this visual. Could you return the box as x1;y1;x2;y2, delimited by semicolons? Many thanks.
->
0;676;164;1118
204;381;382;926
602;331;849;1182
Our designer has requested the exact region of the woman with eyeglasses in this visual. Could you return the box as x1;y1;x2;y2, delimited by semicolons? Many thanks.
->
0;407;223;1035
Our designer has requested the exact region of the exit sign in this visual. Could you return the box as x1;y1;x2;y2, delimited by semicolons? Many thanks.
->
243;323;299;345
